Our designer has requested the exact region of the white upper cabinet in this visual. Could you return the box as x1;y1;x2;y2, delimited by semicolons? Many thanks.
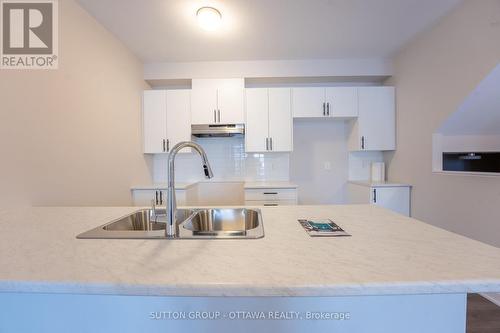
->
191;78;244;124
143;90;167;154
166;90;191;152
143;89;191;154
191;79;217;124
348;86;396;151
245;88;292;153
292;87;358;118
268;88;293;152
292;87;325;118
245;88;268;152
217;79;245;124
325;87;358;117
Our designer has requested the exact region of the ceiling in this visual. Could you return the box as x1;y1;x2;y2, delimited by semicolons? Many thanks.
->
76;0;462;63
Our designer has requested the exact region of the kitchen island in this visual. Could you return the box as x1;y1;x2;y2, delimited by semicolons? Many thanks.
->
1;205;499;332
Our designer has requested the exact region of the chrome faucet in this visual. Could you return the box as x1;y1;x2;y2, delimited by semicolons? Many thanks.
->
166;141;213;237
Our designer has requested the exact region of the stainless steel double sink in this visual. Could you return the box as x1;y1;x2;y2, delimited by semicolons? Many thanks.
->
77;208;264;239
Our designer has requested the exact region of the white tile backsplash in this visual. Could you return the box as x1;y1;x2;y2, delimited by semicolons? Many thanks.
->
153;137;290;183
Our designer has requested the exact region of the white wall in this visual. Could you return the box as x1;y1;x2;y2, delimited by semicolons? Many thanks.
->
385;0;500;247
290;119;349;204
0;0;152;206
438;63;500;136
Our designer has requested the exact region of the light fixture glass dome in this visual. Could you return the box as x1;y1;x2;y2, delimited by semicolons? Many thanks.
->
196;7;222;31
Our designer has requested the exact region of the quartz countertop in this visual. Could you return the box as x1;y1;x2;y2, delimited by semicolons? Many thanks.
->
130;182;197;190
243;181;297;189
131;181;298;191
348;180;412;187
1;205;499;297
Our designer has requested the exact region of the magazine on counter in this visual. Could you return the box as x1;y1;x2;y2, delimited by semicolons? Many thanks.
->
298;219;351;237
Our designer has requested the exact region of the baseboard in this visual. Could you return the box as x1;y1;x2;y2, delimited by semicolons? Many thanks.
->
480;293;500;307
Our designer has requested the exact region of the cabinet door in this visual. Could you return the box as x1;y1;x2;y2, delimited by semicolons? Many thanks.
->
358;87;395;150
217;79;244;124
325;87;358;117
268;88;293;152
291;87;326;118
191;79;218;125
371;186;410;217
245;88;269;152
166;90;191;153
143;90;167;154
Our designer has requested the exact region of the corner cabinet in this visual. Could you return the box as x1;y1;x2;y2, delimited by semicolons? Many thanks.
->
142;90;191;154
292;87;358;118
191;78;244;125
347;182;411;217
348;87;395;151
245;88;293;152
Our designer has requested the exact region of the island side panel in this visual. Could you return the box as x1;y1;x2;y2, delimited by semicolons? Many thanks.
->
0;293;466;333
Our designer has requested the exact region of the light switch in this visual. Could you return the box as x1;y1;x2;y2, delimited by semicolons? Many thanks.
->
324;162;331;170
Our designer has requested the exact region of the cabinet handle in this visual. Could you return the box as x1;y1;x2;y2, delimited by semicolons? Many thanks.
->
270;137;273;151
266;137;269;151
264;203;278;207
361;136;365;150
166;139;170;152
327;102;330;116
373;189;377;203
214;110;217;123
217;110;221;123
323;102;326;116
155;191;159;205
162;139;166;152
263;192;278;195
159;191;163;205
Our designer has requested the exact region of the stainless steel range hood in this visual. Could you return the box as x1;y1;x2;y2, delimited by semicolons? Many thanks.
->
191;124;245;137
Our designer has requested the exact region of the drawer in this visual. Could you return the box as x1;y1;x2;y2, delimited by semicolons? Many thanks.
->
245;200;297;207
244;188;297;201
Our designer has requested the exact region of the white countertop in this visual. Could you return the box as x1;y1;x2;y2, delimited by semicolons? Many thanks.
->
130;182;197;190
131;181;298;191
348;180;412;187
1;205;499;297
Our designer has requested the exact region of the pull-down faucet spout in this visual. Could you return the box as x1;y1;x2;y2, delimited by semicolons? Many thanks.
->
166;141;213;237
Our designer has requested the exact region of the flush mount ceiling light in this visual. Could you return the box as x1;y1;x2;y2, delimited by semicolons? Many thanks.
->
196;6;222;31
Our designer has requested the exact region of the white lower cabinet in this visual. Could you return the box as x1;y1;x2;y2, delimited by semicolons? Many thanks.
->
131;189;187;207
347;182;411;217
244;188;298;206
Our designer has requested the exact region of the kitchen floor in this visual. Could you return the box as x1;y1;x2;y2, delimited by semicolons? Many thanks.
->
467;294;500;332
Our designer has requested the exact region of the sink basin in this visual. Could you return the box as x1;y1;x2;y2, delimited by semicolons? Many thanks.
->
77;208;195;239
102;210;165;231
179;208;264;239
77;208;264;239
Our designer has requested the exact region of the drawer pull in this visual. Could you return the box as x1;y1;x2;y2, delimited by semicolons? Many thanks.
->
264;203;278;206
263;192;278;195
